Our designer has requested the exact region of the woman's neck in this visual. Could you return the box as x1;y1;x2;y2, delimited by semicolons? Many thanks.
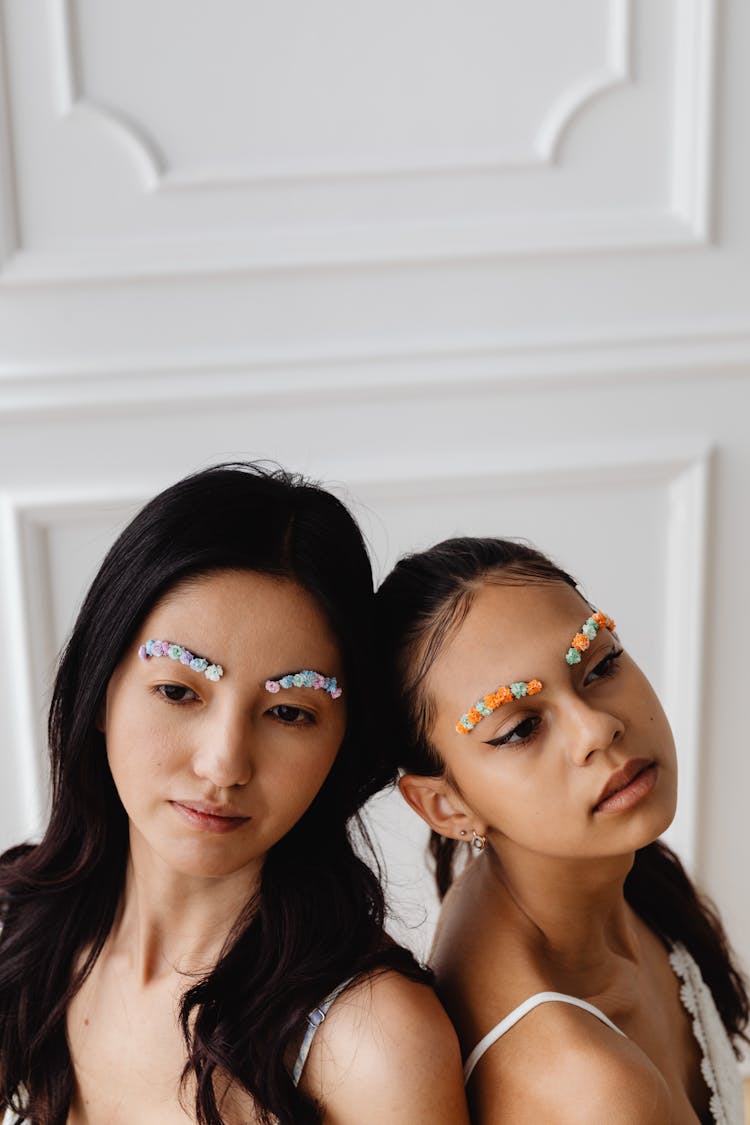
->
108;834;261;985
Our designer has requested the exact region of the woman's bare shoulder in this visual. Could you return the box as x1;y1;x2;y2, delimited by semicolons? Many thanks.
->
467;1000;671;1125
302;970;470;1125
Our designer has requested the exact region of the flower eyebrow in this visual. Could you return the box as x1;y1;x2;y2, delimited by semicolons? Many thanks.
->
265;670;342;700
456;679;543;735
138;639;224;682
564;612;616;665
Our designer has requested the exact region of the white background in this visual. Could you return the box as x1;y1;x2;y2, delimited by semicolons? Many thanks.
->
0;0;747;994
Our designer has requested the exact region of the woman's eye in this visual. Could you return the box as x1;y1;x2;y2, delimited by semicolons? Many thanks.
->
156;684;199;703
585;648;624;685
487;715;540;748
270;704;314;725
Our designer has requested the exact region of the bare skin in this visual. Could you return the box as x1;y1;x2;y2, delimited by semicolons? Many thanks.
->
401;580;715;1124
66;570;468;1125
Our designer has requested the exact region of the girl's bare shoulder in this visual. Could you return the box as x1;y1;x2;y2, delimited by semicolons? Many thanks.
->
467;999;671;1125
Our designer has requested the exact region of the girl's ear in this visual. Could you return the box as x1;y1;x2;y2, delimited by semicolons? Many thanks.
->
398;774;483;840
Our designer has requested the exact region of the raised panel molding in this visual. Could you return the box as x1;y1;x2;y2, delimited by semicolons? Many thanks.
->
55;0;631;185
0;326;749;418
0;440;712;868
0;0;716;284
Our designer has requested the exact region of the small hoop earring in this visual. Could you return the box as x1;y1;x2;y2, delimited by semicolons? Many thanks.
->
471;830;487;852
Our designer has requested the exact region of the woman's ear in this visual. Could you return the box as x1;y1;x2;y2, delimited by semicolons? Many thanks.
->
398;774;480;840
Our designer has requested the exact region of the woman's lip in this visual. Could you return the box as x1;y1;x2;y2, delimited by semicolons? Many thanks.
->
593;763;657;814
171;801;251;833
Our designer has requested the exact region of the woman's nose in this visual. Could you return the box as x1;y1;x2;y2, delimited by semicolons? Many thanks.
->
191;712;253;789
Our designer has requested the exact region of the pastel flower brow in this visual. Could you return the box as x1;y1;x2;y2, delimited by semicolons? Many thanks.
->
564;611;616;665
456;679;543;735
138;639;224;682
265;671;342;700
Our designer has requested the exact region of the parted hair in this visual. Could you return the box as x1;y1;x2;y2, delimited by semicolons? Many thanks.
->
375;535;749;1049
0;462;423;1125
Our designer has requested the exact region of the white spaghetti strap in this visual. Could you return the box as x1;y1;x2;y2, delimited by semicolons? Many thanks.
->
463;991;626;1084
292;977;356;1087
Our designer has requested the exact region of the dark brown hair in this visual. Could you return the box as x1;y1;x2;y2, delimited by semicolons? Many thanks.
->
0;463;424;1125
375;535;749;1049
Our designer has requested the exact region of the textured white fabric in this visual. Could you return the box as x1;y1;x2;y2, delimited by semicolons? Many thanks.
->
463;942;743;1123
668;942;744;1125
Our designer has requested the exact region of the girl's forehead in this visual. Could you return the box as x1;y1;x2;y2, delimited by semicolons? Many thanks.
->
431;580;591;683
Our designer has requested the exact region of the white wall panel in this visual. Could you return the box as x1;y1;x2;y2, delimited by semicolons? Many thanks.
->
0;0;747;1057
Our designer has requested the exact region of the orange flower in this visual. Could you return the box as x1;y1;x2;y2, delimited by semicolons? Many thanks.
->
526;679;543;695
456;722;469;734
592;612;607;627
572;633;590;651
468;708;483;725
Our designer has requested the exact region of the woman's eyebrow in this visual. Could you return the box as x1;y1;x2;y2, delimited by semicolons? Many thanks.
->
138;639;224;682
264;670;342;700
456;677;543;735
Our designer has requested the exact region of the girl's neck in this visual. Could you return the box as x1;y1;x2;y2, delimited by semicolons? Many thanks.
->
480;845;641;971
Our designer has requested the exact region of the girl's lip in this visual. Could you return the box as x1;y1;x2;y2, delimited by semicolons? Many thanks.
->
171;801;251;833
593;762;657;814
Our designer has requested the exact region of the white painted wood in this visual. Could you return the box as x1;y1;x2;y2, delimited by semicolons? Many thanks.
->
0;0;746;980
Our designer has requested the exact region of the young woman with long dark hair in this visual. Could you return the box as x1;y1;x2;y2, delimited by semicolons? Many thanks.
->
376;537;747;1124
0;464;468;1125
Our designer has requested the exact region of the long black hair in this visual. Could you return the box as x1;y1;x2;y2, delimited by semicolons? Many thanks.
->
0;462;423;1125
375;535;749;1049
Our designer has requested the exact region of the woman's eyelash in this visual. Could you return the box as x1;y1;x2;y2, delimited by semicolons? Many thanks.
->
485;715;541;749
269;704;315;726
155;683;199;703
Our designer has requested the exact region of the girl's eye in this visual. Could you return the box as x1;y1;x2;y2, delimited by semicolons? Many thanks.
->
486;715;541;748
156;684;199;703
585;648;624;685
269;704;314;726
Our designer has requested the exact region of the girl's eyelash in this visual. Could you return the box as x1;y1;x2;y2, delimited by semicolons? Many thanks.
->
586;647;624;683
485;715;541;749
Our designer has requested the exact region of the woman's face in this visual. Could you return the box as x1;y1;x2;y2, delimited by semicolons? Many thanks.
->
101;570;347;882
423;580;677;861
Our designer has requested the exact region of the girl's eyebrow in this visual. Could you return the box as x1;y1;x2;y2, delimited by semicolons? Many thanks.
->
264;670;342;700
564;612;616;666
138;639;224;683
456;678;543;735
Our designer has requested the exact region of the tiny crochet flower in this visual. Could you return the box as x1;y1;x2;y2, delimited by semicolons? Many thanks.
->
571;633;590;652
476;701;492;717
168;644;183;660
265;679;281;693
582;620;598;639
510;682;528;699
468;708;483;725
205;664;223;682
330;687;342;699
138;644;148;660
566;648;582;665
527;679;543;695
190;657;208;673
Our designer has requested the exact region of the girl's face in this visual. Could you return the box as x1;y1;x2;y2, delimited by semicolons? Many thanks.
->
421;580;677;861
101;570;347;883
